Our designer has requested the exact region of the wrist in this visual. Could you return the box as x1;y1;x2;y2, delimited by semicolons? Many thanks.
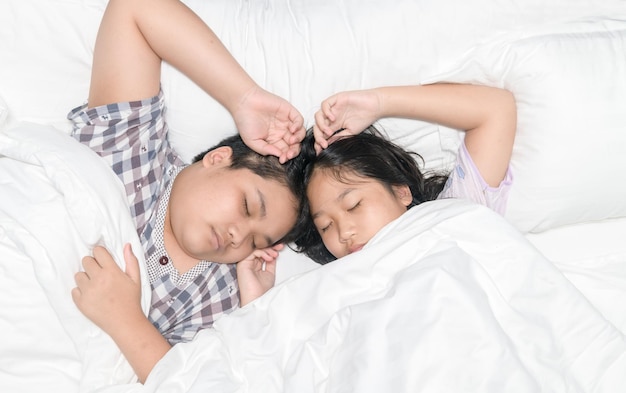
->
228;81;261;115
108;311;171;383
101;307;147;341
370;87;387;120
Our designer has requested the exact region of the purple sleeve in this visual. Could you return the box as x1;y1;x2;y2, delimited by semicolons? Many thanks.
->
437;141;513;215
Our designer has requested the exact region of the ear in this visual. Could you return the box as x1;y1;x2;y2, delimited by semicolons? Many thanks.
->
201;146;233;168
392;184;413;207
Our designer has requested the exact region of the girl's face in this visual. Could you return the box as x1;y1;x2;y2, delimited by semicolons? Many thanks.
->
307;169;413;259
167;147;298;264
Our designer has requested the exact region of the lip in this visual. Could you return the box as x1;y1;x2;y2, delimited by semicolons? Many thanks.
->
348;244;364;254
212;228;223;250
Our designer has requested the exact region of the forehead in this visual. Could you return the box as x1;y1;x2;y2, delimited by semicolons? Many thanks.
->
308;168;380;194
232;167;296;207
307;169;390;210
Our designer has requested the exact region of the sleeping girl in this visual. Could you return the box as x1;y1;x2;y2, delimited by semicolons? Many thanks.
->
293;83;517;264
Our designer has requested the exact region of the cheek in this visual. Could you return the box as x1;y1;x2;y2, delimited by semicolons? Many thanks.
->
319;229;343;257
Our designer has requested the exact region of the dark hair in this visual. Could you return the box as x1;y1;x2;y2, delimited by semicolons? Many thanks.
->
193;134;307;244
292;125;448;264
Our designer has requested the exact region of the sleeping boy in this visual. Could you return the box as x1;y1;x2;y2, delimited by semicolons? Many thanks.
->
70;0;305;383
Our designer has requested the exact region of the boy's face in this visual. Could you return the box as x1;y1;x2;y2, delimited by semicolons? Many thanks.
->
307;169;412;259
167;147;297;264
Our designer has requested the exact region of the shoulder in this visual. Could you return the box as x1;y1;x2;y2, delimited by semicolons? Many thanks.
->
438;141;513;215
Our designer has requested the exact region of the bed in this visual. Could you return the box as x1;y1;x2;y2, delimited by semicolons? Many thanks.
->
1;0;625;392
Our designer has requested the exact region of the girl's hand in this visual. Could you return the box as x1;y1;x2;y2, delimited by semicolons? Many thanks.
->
313;89;382;152
72;244;143;335
232;86;306;163
236;244;284;306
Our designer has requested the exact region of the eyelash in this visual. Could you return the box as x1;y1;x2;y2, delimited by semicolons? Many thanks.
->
319;201;361;233
348;201;361;212
243;197;250;217
242;197;259;248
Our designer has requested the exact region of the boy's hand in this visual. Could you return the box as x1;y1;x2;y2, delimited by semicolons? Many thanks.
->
313;89;381;153
233;87;305;163
72;244;143;335
236;244;283;306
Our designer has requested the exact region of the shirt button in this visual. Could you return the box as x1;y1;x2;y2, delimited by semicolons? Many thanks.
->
159;256;169;265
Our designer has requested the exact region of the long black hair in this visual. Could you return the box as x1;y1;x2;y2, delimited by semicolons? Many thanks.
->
292;125;448;264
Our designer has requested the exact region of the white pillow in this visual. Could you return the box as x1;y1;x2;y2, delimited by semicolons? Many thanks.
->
1;0;623;170
0;0;105;133
163;0;626;166
0;93;8;130
427;21;626;233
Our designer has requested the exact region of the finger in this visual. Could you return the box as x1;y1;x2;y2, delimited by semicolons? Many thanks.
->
81;256;100;277
288;126;306;144
251;140;283;161
325;128;352;146
262;248;279;260
92;245;115;268
74;271;89;287
314;142;323;155
254;248;277;261
271;243;285;252
123;243;141;284
259;136;288;162
263;258;277;275
321;98;337;123
313;124;329;150
313;135;328;151
314;110;333;138
248;249;269;260
284;145;301;161
326;133;344;146
71;287;82;305
288;111;305;134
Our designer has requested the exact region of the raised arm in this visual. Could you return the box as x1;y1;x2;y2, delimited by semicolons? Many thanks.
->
89;0;304;162
314;84;517;186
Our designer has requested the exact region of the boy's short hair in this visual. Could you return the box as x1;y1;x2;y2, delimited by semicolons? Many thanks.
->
192;134;307;245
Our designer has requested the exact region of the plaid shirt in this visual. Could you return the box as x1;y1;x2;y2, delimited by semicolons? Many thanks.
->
68;91;239;344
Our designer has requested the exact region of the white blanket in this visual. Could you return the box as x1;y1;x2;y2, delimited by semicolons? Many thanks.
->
2;124;625;393
0;124;151;392
108;199;626;392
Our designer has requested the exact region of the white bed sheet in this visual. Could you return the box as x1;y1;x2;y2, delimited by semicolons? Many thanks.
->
526;218;626;334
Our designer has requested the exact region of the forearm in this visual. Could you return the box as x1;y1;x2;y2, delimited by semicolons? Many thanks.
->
374;84;514;132
107;313;172;384
133;0;257;111
92;0;257;110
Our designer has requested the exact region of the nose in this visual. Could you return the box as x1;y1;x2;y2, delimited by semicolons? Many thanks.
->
228;221;251;248
337;220;355;244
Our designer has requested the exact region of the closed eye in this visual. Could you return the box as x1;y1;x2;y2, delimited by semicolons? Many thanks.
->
347;201;361;212
243;198;258;248
243;197;251;217
320;222;332;233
